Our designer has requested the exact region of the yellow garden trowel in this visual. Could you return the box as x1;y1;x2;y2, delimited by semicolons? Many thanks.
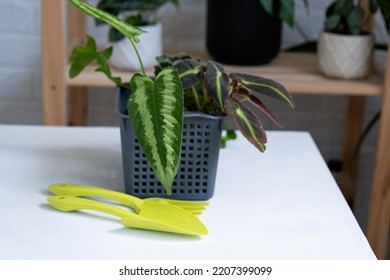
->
47;195;208;236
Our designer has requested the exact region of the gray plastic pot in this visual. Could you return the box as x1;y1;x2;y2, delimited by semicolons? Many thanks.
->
116;87;224;200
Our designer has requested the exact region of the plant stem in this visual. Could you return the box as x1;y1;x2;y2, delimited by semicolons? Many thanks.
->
191;86;202;112
129;37;146;76
201;80;209;106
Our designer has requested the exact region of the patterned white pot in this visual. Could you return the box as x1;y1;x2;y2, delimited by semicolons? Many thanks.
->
109;23;162;71
317;31;374;79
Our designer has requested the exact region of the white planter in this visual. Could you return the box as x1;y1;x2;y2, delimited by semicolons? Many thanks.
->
317;31;374;79
109;23;162;71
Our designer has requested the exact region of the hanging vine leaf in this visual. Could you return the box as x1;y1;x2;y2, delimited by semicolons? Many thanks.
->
232;88;283;127
68;0;145;41
127;68;183;195
226;99;267;152
230;72;293;108
205;61;230;110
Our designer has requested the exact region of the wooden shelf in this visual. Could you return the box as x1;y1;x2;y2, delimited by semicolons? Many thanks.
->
66;52;384;96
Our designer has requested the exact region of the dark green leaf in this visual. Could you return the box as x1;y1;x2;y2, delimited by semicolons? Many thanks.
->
154;53;192;76
220;137;227;148
230;73;294;108
325;14;341;31
96;0;174;13
205;61;230;111
280;0;294;27
334;0;353;16
96;0;118;15
225;100;267;153
109;26;125;42
226;129;237;140
175;59;204;89
127;68;184;195
346;6;364;34
220;128;237;148
377;0;390;31
259;0;273;14
369;0;378;13
156;53;192;67
349;26;360;35
261;0;308;25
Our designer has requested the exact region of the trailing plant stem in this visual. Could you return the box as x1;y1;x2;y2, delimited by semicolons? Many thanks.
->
129;37;146;76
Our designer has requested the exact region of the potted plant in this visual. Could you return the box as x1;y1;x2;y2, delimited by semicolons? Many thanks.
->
94;0;178;70
206;0;308;65
67;0;294;200
317;0;389;79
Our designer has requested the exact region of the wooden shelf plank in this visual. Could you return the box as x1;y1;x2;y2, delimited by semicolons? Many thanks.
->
65;52;384;96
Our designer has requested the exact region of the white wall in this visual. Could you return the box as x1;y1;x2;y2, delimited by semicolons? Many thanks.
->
0;0;42;124
0;0;388;233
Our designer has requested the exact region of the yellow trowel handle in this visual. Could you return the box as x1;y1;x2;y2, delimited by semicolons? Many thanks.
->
48;183;143;211
47;196;136;219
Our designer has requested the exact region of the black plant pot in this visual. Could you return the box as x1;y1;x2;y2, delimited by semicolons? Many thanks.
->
206;0;282;65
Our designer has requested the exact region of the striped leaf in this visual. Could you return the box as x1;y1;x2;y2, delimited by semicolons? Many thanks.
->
233;89;282;127
226;99;267;153
127;68;183;195
175;59;204;89
205;61;230;110
68;0;145;41
230;73;293;108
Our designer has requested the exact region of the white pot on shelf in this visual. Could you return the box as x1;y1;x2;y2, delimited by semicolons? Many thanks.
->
317;31;374;79
109;22;162;71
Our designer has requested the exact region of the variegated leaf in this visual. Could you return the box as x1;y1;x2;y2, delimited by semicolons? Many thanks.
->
127;68;184;195
174;59;204;89
230;73;294;108
226;99;267;152
232;89;282;127
205;61;230;110
68;0;145;41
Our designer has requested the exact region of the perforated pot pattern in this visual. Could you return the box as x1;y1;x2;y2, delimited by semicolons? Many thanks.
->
116;87;224;200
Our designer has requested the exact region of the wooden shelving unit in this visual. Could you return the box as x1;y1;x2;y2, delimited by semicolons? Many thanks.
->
66;52;383;95
42;0;390;259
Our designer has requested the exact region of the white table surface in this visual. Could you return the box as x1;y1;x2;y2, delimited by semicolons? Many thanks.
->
0;124;376;260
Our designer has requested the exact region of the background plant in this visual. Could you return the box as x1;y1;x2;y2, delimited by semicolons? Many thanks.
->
324;0;390;35
259;0;309;27
68;0;293;195
95;0;178;42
